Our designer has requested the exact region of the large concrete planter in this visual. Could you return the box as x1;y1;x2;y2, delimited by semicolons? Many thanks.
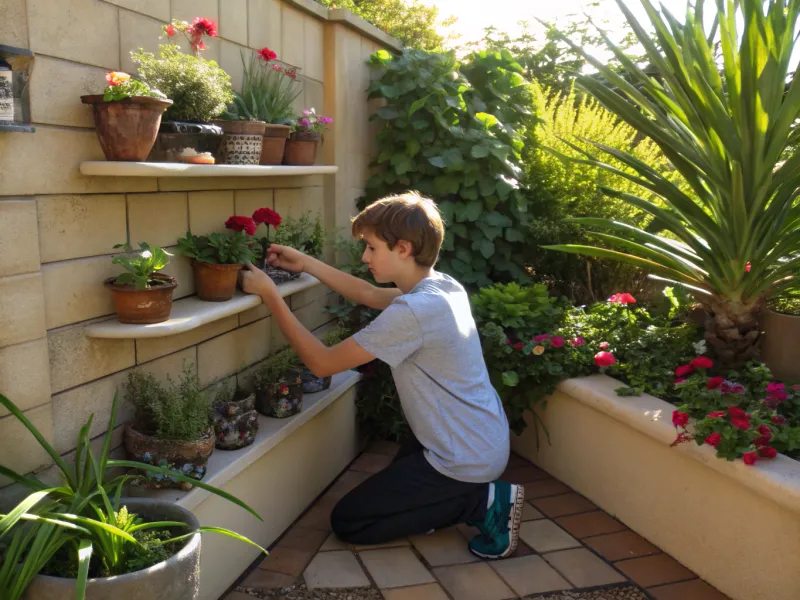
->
23;499;201;600
512;375;800;600
761;308;800;383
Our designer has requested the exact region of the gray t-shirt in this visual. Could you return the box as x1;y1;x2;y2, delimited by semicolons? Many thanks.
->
353;271;509;483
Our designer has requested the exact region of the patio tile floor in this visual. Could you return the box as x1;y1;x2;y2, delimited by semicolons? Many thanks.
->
224;443;731;600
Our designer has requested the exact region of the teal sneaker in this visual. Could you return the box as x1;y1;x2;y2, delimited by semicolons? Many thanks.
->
468;481;524;559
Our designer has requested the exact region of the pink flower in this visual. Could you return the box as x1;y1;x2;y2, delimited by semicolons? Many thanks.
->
745;262;751;273
298;117;311;128
594;351;616;368
599;342;609;350
272;64;284;72
675;364;694;378
303;109;311;115
767;382;787;402
705;433;722;447
690;356;713;369
608;293;636;304
549;336;565;348
569;337;585;347
319;116;334;125
672;410;689;428
532;334;549;342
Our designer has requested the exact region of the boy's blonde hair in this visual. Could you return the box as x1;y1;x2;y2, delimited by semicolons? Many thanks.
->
351;192;444;267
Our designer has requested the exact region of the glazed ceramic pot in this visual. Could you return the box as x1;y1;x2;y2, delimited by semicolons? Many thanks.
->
213;389;259;450
255;370;304;418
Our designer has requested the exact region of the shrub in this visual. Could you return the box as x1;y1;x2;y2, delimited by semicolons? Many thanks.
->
132;44;234;122
274;211;325;259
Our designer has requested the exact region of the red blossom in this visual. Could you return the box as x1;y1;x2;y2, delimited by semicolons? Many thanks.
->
594;351;616;368
728;406;748;419
532;334;549;342
757;424;772;437
513;342;523;350
731;383;745;394
570;337;585;347
675;364;694;378
191;16;218;37
745;261;751;272
707;411;726;418
767;382;787;402
549;336;565;348
690;356;713;369
732;418;752;431
252;207;282;228
743;451;758;465
599;342;609;350
672;410;690;428
772;415;787;425
166;24;176;36
608;292;636;304
286;68;297;80
707;376;725;390
258;47;278;62
225;215;257;236
705;433;722;447
758;446;778;459
272;64;284;72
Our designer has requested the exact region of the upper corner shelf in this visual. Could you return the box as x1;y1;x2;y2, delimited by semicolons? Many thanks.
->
86;273;320;339
79;161;338;177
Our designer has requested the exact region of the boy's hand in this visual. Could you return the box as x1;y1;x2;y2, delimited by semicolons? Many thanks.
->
239;262;278;299
267;244;306;273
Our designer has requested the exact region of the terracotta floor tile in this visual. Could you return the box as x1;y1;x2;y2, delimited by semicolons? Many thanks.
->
509;540;536;558
455;522;480;541
410;527;479;566
242;569;296;589
296;502;335;531
649;579;731;600
616;554;697;588
584;530;660;562
542;548;627;588
369;440;400;456
524;478;572;499
303;551;371;589
502;465;550;483
555;511;627;539
328;470;371;495
319;532;348;551
531;493;598;518
382;583;451;600
351;452;393;474
359;547;435;588
433;563;515;600
518;519;581;553
259;546;315;577
278;526;330;552
489;555;573;596
522;501;544;521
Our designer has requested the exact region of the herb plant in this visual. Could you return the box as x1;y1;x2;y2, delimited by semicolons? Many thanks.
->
274;211;325;259
111;243;171;290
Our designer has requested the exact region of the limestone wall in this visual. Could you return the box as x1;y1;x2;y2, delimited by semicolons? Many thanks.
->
0;0;399;490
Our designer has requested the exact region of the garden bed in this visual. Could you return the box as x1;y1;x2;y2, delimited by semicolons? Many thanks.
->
512;374;800;600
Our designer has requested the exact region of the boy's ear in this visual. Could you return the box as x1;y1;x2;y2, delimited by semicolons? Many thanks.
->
395;239;414;260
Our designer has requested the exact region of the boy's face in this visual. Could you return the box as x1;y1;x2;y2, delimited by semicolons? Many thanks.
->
360;230;410;284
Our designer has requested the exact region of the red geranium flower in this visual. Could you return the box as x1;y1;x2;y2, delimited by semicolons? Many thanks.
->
705;432;722;447
772;415;787;425
252;207;282;228
513;342;523;351
225;215;257;236
570;337;585;347
707;411;726;418
258;47;278;62
672;410;689;428
690;356;713;369
675;364;694;378
191;16;218;37
532;334;549;342
549;336;565;348
758;446;778;459
743;451;758;465
707;376;725;390
166;24;176;36
608;292;636;304
674;378;687;385
594;351;615;368
745;261;751;272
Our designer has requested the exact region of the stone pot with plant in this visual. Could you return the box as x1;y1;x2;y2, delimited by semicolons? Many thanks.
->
284;108;333;166
253;348;304;418
104;242;177;324
762;291;800;382
133;17;233;164
176;216;261;302
221;48;301;165
123;366;214;490
0;392;266;600
300;327;345;394
211;380;259;450
81;71;171;161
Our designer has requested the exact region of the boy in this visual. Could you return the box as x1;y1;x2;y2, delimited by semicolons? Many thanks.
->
239;192;524;559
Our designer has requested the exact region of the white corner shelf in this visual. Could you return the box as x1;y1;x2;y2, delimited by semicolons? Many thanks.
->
129;370;361;511
79;161;338;177
86;273;319;339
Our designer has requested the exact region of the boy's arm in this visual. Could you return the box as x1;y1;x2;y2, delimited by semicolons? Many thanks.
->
268;244;401;310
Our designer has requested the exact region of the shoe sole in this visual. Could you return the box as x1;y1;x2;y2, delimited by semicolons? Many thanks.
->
470;483;525;560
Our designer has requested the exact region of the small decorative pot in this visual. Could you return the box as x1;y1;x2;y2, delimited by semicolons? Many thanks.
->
193;260;243;302
104;273;178;324
148;120;224;163
255;370;304;418
80;95;173;162
301;368;332;394
283;131;321;166
213;389;259;450
213;119;266;165
123;426;215;491
260;124;292;165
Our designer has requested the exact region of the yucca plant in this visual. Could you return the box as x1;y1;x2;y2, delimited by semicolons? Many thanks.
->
542;0;800;366
0;393;266;600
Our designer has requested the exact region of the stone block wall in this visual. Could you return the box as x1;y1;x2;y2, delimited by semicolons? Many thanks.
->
0;0;401;491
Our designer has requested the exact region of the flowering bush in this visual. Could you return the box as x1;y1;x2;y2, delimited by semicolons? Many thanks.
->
295;108;333;134
163;17;218;56
102;71;165;102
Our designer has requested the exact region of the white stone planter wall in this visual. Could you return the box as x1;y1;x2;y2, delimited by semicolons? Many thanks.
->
512;375;800;600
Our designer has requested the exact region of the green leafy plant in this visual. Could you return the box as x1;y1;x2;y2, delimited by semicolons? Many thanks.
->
132;44;234;122
252;348;301;390
274;211;325;259
102;71;165;102
541;0;800;366
177;231;261;265
0;393;265;600
111;243;171;290
124;365;212;441
364;48;535;286
223;50;301;125
471;282;562;331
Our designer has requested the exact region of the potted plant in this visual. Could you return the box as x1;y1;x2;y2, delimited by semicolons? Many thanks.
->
0;392;266;600
211;379;259;450
249;206;295;284
132;17;233;163
104;242;177;324
122;366;214;490
252;348;304;418
80;71;171;161
762;289;800;382
300;327;345;393
221;48;301;165
284;108;333;166
176;216;261;302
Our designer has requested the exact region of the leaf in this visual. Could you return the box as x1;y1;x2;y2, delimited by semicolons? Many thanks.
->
461;186;478;200
504;228;525;242
502;371;520;387
476;112;499;128
464;200;483;221
377;107;399;120
484;212;512;228
471;145;490;159
412;119;429;130
390;153;414;175
434;175;459;195
408;97;428;117
477;238;495;259
428;155;447;169
405;139;421;157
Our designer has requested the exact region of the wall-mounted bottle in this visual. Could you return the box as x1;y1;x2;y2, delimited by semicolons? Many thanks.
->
0;58;14;121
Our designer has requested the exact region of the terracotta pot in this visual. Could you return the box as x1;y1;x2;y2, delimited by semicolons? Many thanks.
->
104;273;178;324
762;308;800;382
255;369;304;418
212;389;259;450
283;131;321;166
123;425;215;491
193;260;243;302
81;95;173;161
260;124;291;165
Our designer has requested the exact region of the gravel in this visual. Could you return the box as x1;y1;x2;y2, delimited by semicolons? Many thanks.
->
532;587;650;600
233;583;383;600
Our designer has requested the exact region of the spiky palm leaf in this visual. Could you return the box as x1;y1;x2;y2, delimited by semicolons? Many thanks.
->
542;0;800;365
